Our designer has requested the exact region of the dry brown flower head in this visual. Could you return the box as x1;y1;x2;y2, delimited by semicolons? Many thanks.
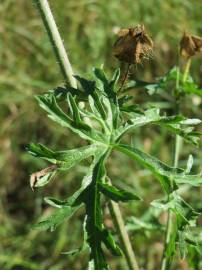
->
180;32;202;59
113;24;153;64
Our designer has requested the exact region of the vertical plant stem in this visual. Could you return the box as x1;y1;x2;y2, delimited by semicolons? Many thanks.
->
33;2;139;269
160;58;191;270
108;200;140;270
33;0;77;88
160;132;181;270
107;178;139;270
119;63;131;91
182;58;191;83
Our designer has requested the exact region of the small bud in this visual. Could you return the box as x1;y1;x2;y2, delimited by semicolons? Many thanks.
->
180;32;202;59
113;24;153;64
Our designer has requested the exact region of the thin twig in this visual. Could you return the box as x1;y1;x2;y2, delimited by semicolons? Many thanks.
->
108;180;140;270
160;133;181;270
119;63;131;91
33;0;77;88
182;58;191;83
160;58;191;270
108;201;140;270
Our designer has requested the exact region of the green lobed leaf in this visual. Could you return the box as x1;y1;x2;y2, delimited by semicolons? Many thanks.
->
67;93;91;131
62;216;89;256
178;230;187;259
93;67;119;129
124;80;159;95
163;123;201;145
151;194;200;228
165;222;177;260
115;144;202;193
74;73;109;121
187;244;202;269
118;95;133;107
115;108;162;139
65;151;107;207
115;144;181;194
44;197;69;208
85;152;110;269
33;205;80;231
109;68;120;92
127;216;164;232
123;66;202;99
127;207;164;234
116;107;201;145
88;92;107;120
87;96;106;123
93;68;109;90
99;228;122;256
29;67;202;269
36;93;72;127
28;143;102;170
185;155;194;174
27;143;55;160
174;173;202;187
120;104;144;114
52;86;86;101
183;76;202;97
74;75;96;95
99;182;142;202
36;94;107;143
88;257;109;270
152;193;200;261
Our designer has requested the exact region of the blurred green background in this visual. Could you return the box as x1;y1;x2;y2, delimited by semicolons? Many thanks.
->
0;0;202;269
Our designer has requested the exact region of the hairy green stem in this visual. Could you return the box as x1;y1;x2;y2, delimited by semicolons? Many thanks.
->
33;0;77;88
160;58;191;270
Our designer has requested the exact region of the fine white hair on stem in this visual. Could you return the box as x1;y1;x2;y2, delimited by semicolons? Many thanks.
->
33;0;77;88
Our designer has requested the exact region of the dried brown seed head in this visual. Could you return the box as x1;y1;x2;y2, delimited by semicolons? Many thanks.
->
113;24;153;64
180;32;202;59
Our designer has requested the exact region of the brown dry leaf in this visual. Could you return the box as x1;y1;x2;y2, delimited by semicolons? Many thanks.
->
180;32;202;58
113;24;153;64
30;164;58;191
